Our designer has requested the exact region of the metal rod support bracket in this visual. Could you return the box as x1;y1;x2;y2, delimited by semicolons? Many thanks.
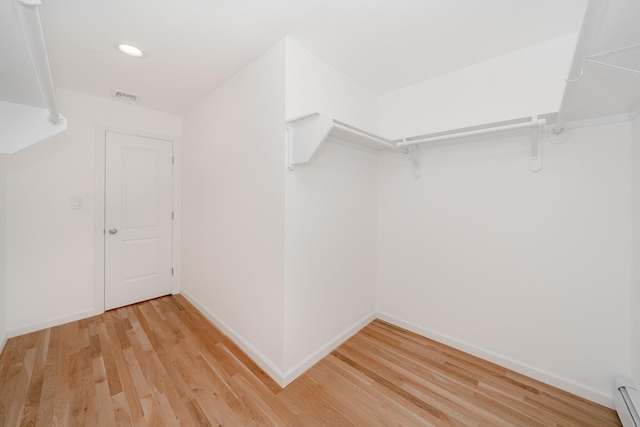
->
406;142;421;179
531;122;542;172
548;126;569;144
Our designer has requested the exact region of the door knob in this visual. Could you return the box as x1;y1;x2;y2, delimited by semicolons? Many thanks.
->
108;228;118;235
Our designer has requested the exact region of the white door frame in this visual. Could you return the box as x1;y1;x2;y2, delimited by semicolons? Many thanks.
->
95;126;181;312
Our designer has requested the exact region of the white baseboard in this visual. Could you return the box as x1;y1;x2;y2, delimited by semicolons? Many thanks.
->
179;290;287;386
281;311;376;386
180;290;376;388
7;293;612;410
8;308;102;338
0;332;7;354
177;293;611;406
377;312;614;409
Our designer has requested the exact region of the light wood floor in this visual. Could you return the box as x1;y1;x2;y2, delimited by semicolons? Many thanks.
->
0;295;621;426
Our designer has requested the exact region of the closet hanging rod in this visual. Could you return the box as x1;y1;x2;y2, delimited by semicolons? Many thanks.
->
587;41;640;59
397;118;546;148
331;122;398;150
585;59;640;75
15;0;63;125
553;0;608;135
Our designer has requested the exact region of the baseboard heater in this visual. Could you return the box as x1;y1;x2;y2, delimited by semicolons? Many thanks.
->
616;377;640;427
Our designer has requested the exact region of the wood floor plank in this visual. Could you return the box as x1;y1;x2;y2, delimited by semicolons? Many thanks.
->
105;316;145;423
0;296;622;426
332;349;446;423
192;386;243;426
36;327;60;427
22;331;49;426
280;375;357;426
233;373;300;426
51;323;73;427
93;357;117;427
96;321;123;398
343;330;538;425
184;397;214;427
111;391;132;426
191;355;245;422
308;358;431;426
1;365;23;426
321;355;437;426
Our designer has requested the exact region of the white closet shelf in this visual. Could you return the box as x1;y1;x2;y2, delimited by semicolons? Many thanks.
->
286;112;401;169
286;113;552;176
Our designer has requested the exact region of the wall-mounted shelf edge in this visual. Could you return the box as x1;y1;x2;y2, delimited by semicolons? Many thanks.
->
286;113;401;170
287;113;552;175
397;117;546;148
287;110;633;176
397;115;547;175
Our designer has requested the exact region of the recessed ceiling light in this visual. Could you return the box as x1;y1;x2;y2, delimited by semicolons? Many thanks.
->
115;43;145;58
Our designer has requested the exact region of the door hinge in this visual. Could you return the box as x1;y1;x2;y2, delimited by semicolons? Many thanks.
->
172;156;175;164
172;211;174;220
171;268;174;275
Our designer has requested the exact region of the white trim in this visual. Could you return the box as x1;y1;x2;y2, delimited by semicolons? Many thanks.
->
281;311;376;386
180;290;286;386
181;289;375;388
94;127;106;313
0;333;7;354
8;308;100;338
1;287;618;410
376;312;614;409
95;126;181;312
175;290;617;406
171;139;181;294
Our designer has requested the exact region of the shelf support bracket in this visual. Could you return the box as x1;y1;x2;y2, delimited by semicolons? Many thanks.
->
286;124;295;171
406;142;421;179
530;114;542;172
286;113;333;170
531;127;542;172
548;126;568;144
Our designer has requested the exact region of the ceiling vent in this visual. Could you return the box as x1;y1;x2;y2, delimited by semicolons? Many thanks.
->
114;91;137;102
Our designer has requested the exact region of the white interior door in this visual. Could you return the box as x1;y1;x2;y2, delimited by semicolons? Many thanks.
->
105;131;173;310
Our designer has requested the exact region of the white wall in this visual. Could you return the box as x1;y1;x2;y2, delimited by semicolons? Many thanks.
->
6;89;180;334
179;39;379;384
285;39;378;132
282;40;378;380
181;42;287;376
377;122;632;406
284;143;378;377
378;34;576;139
0;154;7;349
632;113;640;386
